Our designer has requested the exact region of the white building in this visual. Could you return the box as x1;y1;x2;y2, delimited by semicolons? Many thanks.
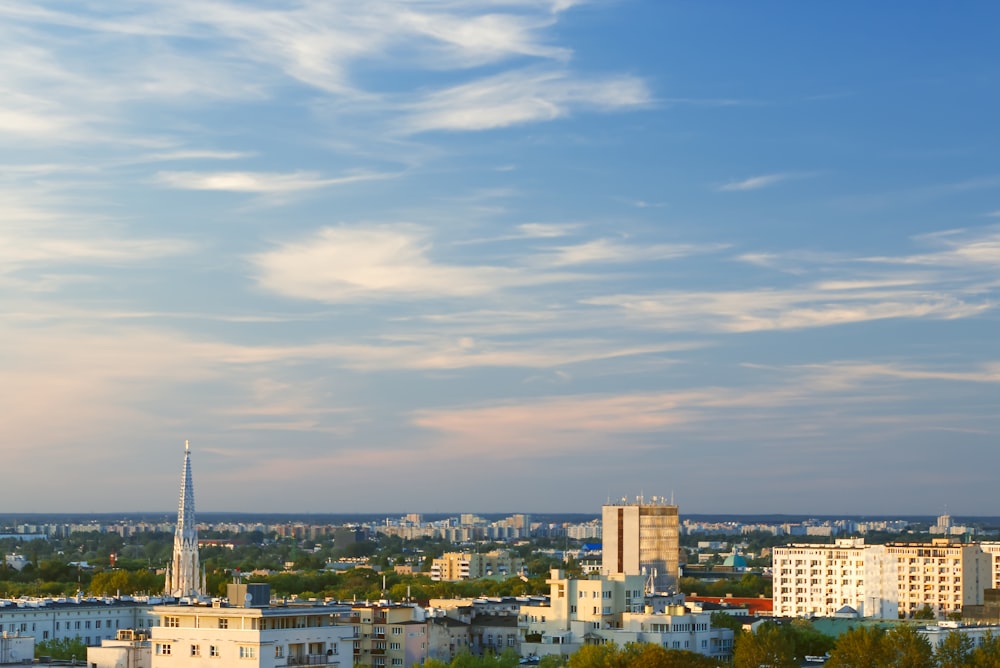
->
149;584;354;668
773;538;991;619
519;570;732;663
773;539;874;618
88;629;151;668
0;597;157;647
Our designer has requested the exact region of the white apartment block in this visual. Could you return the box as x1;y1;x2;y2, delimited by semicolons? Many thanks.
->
0;597;157;647
149;585;354;668
773;538;991;619
773;539;873;618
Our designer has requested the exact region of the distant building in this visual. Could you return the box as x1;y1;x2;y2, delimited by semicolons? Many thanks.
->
429;551;524;582
602;497;680;593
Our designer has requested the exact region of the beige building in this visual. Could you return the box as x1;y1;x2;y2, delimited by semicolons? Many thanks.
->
887;539;991;617
348;603;427;668
149;584;353;668
519;570;731;662
429;551;523;582
602;498;680;593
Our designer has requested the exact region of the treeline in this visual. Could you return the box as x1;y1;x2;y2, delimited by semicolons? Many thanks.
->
679;574;771;599
733;622;1000;668
425;645;718;668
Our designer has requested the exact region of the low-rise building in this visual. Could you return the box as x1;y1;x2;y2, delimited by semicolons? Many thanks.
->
518;570;732;663
149;584;354;668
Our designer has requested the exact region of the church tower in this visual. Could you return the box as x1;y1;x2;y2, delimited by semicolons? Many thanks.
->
165;440;203;597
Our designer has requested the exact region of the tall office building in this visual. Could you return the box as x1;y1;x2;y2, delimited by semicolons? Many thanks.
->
602;497;680;593
164;440;204;598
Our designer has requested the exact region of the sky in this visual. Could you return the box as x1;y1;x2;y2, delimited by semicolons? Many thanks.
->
2;1;999;516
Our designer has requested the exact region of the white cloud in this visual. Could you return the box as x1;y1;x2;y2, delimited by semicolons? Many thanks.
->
586;286;990;333
535;239;726;267
718;173;800;191
253;225;576;302
402;68;651;133
154;170;392;193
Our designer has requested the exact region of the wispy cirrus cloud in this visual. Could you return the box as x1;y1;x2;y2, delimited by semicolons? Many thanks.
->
154;169;394;193
717;172;811;192
401;68;651;133
252;225;578;302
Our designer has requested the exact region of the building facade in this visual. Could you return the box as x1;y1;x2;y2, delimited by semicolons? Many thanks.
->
149;584;353;668
601;498;680;593
429;551;524;582
773;538;992;619
348;603;426;668
519;570;731;662
0;598;157;647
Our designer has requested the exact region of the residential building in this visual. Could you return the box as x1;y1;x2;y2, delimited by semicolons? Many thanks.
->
149;584;353;668
0;597;157;646
519;570;731;662
602;497;680;593
429;551;523;582
773;538;874;618
979;543;1000;590
773;538;991;619
887;539;991;617
349;603;426;668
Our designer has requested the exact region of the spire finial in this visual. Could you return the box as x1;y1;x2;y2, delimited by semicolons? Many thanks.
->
185;439;190;452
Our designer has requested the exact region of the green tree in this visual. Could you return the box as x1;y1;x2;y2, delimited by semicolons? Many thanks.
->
914;604;936;620
883;624;933;668
733;624;796;668
35;637;89;661
826;626;888;668
971;632;1000;668
934;631;975;668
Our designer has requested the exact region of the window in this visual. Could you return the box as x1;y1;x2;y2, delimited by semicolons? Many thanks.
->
210;646;219;658
219;619;229;629
43;632;50;640
390;643;400;651
165;617;180;628
275;646;284;658
239;646;256;659
86;621;92;629
392;627;402;635
191;645;201;657
156;644;173;656
96;621;102;629
75;622;81;630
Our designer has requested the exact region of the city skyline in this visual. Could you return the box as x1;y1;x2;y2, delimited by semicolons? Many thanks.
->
2;3;999;514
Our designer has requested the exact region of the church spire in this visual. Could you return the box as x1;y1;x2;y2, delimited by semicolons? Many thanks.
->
166;440;202;598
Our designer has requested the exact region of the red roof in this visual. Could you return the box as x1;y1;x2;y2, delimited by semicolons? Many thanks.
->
686;595;773;615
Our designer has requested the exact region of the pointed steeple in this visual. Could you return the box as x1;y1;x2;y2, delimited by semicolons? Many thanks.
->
166;440;202;598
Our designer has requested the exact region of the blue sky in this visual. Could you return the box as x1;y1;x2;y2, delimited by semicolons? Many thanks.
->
3;1;999;515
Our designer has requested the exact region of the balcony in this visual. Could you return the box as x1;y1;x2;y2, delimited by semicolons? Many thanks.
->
287;654;336;666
